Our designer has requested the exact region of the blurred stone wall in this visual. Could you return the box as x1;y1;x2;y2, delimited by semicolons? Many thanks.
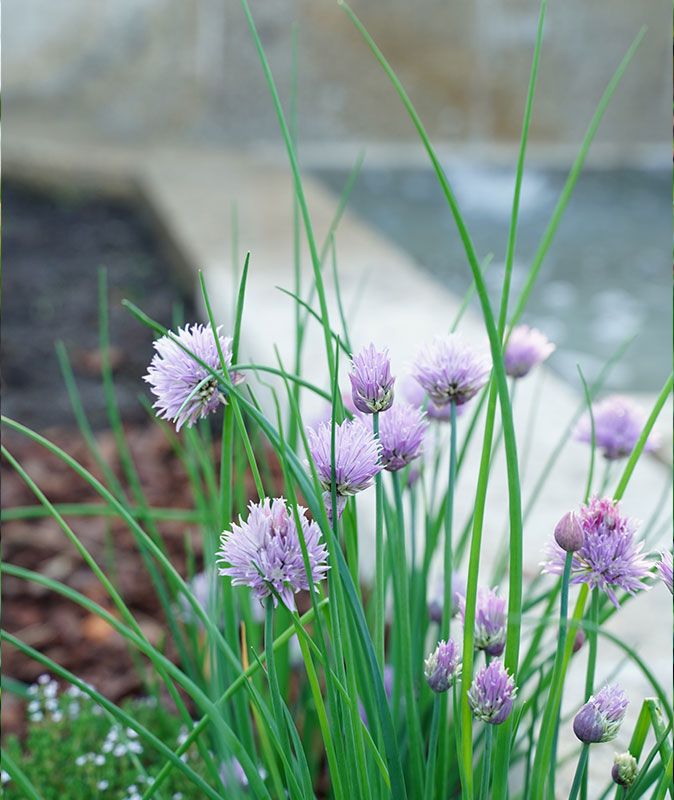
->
4;0;670;152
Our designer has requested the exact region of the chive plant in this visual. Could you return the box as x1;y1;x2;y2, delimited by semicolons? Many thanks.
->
2;1;671;799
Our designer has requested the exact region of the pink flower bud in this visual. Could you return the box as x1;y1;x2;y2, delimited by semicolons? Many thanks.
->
554;511;584;552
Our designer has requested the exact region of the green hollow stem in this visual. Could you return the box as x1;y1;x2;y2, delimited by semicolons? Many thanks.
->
442;400;458;636
529;584;589;798
581;589;600;800
549;552;574;791
459;377;499;798
391;471;426;795
479;725;494;800
264;599;293;781
373;411;386;669
569;745;590;800
424;695;442;800
338;26;526;796
438;400;458;799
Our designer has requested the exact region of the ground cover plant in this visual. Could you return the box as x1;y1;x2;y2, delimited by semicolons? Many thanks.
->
1;0;672;798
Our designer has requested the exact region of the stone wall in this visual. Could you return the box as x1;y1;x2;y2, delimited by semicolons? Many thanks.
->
4;0;670;151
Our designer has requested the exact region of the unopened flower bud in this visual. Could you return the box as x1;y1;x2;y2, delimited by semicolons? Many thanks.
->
424;639;461;693
572;629;586;653
611;752;638;787
554;511;584;552
573;685;628;744
349;344;395;414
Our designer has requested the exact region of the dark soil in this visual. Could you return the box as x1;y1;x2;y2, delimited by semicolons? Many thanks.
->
2;180;195;431
1;182;210;737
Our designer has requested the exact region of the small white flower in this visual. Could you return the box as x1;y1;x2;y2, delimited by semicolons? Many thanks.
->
27;701;41;713
126;727;138;738
29;712;44;722
113;744;127;757
128;741;143;754
75;755;87;767
94;755;105;766
45;698;59;711
44;682;58;699
97;780;109;790
51;711;64;723
37;674;50;685
1;770;11;785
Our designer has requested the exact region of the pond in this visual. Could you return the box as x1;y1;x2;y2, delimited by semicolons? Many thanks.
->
315;165;670;393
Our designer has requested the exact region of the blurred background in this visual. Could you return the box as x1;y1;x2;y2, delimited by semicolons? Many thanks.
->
3;0;671;427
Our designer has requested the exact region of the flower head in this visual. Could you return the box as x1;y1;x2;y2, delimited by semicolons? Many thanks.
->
657;551;673;594
378;402;428;472
460;587;507;657
574;395;658;460
468;660;517;725
428;573;466;623
412;334;491;407
612;752;638;787
573;684;628;744
504;325;555;378
144;324;242;431
216;498;329;611
542;497;650;606
401;374;468;422
308;419;382;496
349;344;395;414
424;639;462;693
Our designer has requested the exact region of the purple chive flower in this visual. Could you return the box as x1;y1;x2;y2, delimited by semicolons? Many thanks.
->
349;344;395;414
542;497;651;606
378;402;428;472
468;660;517;725
307;419;382;497
424;639;462;693
574;395;659;460
216;498;329;611
412;334;491;408
144;323;243;431
657;551;673;594
573;684;628;744
401;375;468;422
459;587;507;657
428;573;466;623
504;324;555;379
